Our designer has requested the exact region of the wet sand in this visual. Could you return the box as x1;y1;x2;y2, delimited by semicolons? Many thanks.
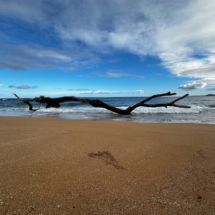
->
0;117;215;214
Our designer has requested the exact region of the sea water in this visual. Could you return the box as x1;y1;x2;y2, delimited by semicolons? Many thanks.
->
0;96;215;124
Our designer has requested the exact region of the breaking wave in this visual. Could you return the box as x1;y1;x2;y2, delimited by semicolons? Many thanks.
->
32;105;214;114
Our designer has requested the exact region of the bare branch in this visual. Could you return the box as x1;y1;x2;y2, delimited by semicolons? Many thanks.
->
126;92;189;112
13;94;39;111
170;94;190;108
138;92;176;105
13;92;190;115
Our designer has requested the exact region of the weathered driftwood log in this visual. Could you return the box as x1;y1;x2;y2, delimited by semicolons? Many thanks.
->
13;92;190;115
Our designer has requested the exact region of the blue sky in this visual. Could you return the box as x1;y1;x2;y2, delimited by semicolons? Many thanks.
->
0;0;215;98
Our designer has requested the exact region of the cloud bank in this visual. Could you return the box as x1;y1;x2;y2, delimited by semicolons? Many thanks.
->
179;78;215;90
179;82;207;91
0;44;97;71
82;90;121;95
0;0;215;86
9;85;37;89
99;71;145;78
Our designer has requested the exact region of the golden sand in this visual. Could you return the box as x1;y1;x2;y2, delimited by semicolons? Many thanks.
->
0;117;215;214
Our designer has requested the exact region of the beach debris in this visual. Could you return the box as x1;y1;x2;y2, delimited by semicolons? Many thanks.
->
13;92;190;115
13;94;40;111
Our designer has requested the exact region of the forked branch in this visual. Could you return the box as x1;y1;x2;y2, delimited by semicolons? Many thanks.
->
13;92;190;115
13;94;39;111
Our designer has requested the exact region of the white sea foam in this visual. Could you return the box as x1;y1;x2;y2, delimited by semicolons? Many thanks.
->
132;105;208;114
34;105;212;114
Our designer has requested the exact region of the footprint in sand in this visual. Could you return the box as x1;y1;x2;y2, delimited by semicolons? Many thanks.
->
88;151;125;170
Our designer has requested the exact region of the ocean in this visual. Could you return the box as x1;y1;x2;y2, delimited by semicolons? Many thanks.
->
0;96;215;124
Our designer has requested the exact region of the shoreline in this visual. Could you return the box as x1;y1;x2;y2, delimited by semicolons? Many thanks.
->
0;113;215;125
1;117;215;214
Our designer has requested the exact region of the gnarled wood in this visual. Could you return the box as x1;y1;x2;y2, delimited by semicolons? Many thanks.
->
13;94;39;111
13;92;190;115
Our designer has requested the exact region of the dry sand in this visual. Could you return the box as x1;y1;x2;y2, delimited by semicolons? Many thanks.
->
0;117;215;214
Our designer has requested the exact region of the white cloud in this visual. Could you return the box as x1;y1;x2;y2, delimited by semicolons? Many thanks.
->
99;72;144;78
8;85;37;89
0;44;97;71
0;84;2;87
0;0;45;24
179;78;215;90
0;0;215;83
134;90;144;94
154;0;215;80
76;89;89;91
179;81;206;90
137;90;144;94
17;85;37;89
50;0;215;81
202;78;215;86
82;90;120;95
102;72;129;78
78;75;91;77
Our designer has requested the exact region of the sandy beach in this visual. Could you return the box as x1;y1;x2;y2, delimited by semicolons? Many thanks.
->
0;117;215;214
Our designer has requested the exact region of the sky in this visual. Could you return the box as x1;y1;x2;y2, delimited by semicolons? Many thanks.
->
0;0;215;98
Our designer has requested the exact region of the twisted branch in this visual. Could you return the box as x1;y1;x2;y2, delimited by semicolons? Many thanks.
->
13;92;190;115
13;94;39;111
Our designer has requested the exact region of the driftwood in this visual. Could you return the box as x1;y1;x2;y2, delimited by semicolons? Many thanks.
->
13;92;190;115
